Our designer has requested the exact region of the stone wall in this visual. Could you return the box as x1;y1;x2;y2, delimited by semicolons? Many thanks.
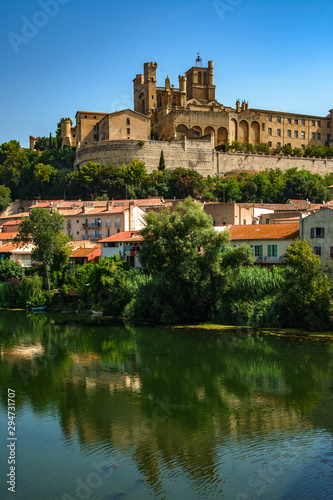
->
75;139;333;178
74;136;217;176
217;152;333;177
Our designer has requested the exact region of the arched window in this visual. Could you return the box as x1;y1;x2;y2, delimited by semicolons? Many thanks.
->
198;72;202;84
203;72;207;84
157;95;162;108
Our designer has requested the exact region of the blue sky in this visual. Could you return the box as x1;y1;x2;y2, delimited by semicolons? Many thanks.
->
1;0;333;148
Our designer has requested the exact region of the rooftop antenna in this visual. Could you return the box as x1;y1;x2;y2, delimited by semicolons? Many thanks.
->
195;52;202;67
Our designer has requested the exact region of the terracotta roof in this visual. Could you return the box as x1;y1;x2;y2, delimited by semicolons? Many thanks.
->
0;232;18;240
29;201;62;209
70;247;101;258
0;242;18;252
0;212;28;219
58;209;83;216
229;223;299;240
2;220;21;226
241;203;299;211
99;231;143;243
77;206;129;216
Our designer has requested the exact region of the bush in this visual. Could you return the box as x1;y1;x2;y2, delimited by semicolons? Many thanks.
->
0;260;25;282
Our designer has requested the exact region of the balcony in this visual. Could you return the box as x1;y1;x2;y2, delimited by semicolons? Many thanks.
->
82;222;102;229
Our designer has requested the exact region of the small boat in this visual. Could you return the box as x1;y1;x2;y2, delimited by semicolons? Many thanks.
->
91;310;103;316
31;306;47;312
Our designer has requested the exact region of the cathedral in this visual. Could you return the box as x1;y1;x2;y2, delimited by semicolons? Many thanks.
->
50;56;332;157
133;55;332;150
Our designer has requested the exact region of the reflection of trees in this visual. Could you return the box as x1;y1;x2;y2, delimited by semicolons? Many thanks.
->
1;313;333;492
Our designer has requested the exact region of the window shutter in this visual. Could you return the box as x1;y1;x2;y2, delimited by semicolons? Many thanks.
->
310;227;314;238
268;245;271;257
259;245;263;257
274;245;278;257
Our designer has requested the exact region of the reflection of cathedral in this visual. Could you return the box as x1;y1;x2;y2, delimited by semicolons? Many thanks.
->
133;55;333;149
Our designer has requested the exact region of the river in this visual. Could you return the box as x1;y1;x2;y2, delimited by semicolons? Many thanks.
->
1;312;333;499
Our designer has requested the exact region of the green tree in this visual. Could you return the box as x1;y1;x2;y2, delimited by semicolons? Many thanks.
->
278;239;332;330
158;150;166;171
14;208;71;292
0;259;25;282
136;198;233;322
0;185;11;212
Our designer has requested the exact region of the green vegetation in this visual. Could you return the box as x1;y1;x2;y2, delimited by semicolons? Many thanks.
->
14;207;71;292
1;130;333;206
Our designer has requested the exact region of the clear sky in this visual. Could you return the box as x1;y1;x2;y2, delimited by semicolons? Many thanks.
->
1;0;333;148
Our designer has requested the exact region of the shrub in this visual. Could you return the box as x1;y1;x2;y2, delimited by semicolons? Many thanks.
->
0;260;25;282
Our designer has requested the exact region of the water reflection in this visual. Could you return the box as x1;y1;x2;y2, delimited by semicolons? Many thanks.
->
1;312;333;499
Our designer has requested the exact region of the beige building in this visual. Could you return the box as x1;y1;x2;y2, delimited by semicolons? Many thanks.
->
203;202;253;226
74;109;150;147
60;201;145;241
55;57;333;157
229;223;299;264
133;58;333;150
300;207;333;262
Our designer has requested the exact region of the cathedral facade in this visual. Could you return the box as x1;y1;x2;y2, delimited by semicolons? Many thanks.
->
133;58;333;151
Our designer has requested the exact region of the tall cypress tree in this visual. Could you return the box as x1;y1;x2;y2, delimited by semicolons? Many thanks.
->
158;150;166;171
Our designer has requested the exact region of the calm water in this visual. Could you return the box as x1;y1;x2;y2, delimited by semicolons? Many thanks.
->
1;312;333;500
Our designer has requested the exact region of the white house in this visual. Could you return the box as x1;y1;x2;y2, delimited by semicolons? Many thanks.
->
99;231;144;269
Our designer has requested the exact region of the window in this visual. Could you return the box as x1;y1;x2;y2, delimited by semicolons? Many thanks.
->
313;246;322;257
115;217;120;227
157;95;162;108
277;116;281;123
277;142;281;148
93;116;96;119
330;247;333;259
287;118;291;124
67;230;71;236
301;131;305;139
295;119;298;125
268;115;272;122
106;217;110;227
311;227;325;238
243;219;247;225
287;130;291;137
318;121;321;127
327;134;331;142
268;141;272;147
312;132;315;140
318;133;321;140
94;218;101;227
152;95;154;99
203;72;207;84
277;129;281;136
294;131;298;138
312;120;315;127
268;128;272;135
252;245;263;257
106;229;110;237
76;231;79;235
266;218;270;224
198;72;202;84
302;119;305;126
94;230;102;239
302;144;305;150
268;244;278;257
328;121;331;128
127;118;130;125
262;123;265;131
